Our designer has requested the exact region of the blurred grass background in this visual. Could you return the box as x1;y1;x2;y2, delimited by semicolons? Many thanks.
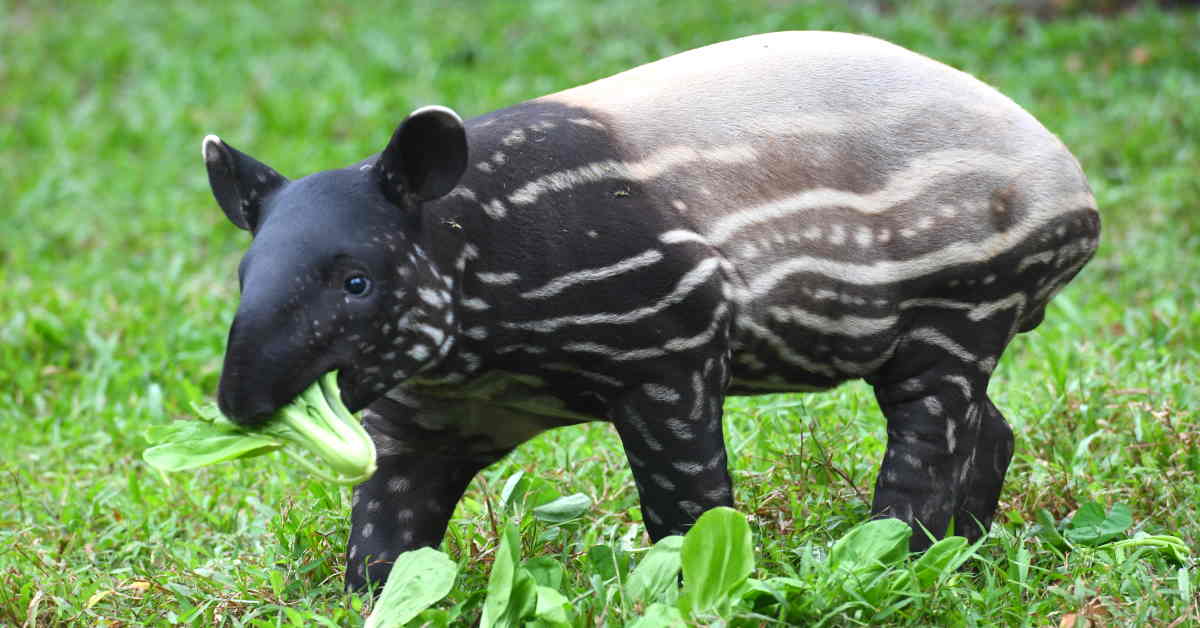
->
1;1;1198;625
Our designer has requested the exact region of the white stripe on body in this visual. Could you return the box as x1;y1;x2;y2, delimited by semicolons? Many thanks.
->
518;249;664;299
502;257;720;332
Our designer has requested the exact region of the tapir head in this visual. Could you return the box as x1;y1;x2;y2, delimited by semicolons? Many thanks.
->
204;107;469;425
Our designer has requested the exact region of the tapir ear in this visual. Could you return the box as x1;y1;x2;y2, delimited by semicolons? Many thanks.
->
376;105;468;205
202;135;288;232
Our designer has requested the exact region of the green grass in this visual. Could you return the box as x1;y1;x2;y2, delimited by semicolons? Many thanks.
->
2;0;1198;625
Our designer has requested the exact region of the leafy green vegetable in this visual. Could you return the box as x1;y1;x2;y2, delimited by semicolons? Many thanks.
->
142;372;376;485
364;547;457;628
679;506;754;617
626;535;684;606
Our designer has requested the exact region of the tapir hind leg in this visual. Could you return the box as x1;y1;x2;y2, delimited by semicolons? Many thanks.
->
868;322;1014;549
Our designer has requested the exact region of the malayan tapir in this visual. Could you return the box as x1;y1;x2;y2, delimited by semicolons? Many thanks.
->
202;31;1100;589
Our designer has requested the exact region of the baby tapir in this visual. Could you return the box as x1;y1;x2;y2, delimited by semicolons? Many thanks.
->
203;31;1099;590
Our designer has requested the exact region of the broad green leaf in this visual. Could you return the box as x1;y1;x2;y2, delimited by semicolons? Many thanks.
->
498;470;526;511
680;507;755;616
829;518;911;577
481;525;520;628
364;547;457;628
626;535;684;604
912;536;970;589
1035;509;1068;549
529;585;571;627
142;434;280;471
1065;502;1133;546
587;544;618;581
481;525;537;628
524;556;565;591
628;602;687;628
532;493;592;523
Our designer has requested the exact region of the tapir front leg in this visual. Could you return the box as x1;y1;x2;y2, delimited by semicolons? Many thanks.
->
612;358;735;540
345;404;510;590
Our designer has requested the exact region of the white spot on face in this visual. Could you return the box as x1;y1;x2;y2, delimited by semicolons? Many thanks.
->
491;151;506;165
877;228;892;244
671;199;687;211
349;545;358;560
924;397;943;416
388;476;411;493
397;508;414;522
900;228;918;238
361;523;375;538
803;226;821;240
464;326;488;340
407;344;430;361
917;215;934;230
476;161;494;173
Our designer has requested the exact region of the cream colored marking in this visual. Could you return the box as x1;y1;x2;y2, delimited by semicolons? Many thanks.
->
855;226;873;247
1017;250;1056;273
768;305;897;337
502;128;526;146
475;161;494;173
706;149;1048;246
567;117;606;130
908;327;977;363
462;297;491;311
736;319;837;378
741;194;1093;297
504;258;720;332
659;230;708;245
507;144;757;206
828;224;846;245
519;249;664;299
477;271;520;285
446;187;477;201
563;303;728;361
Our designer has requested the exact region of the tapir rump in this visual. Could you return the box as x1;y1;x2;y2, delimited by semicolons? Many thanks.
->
201;31;1099;589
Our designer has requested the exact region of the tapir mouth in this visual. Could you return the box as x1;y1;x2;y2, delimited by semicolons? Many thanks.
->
337;369;375;414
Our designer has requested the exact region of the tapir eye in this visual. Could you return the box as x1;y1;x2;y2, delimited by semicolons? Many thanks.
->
343;273;372;296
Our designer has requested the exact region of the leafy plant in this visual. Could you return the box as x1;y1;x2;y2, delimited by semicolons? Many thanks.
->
364;548;457;628
142;372;376;485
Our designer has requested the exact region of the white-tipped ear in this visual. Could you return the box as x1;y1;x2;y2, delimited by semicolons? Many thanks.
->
202;134;224;163
376;105;469;204
408;105;463;127
202;135;288;232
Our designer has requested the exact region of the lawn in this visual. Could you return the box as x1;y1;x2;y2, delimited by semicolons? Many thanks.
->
2;0;1198;625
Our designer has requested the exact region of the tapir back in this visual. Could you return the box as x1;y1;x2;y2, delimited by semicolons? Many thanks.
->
444;31;1098;392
